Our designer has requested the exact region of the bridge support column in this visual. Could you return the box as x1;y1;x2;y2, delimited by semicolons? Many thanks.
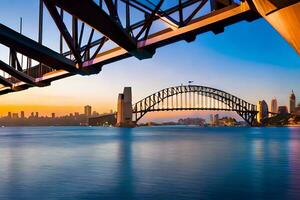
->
252;0;300;55
116;87;135;128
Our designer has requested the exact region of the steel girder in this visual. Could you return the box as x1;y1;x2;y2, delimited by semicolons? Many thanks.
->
0;24;77;73
0;60;41;86
0;75;12;87
0;0;285;97
47;0;154;59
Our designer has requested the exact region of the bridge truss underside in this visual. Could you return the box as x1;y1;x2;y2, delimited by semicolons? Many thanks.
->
0;0;261;94
0;0;298;97
132;85;258;126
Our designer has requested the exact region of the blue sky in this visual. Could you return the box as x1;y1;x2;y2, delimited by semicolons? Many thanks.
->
0;0;299;120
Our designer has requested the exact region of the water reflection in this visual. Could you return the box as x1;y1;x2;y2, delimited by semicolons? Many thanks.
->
0;127;299;200
117;128;135;200
288;128;300;199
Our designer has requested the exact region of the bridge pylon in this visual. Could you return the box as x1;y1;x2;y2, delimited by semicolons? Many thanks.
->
116;87;135;128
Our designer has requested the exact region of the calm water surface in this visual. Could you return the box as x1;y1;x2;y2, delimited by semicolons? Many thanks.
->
0;126;300;200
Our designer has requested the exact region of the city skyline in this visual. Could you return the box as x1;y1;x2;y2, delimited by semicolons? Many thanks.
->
0;0;299;122
1;89;298;122
1;105;111;118
0;88;298;124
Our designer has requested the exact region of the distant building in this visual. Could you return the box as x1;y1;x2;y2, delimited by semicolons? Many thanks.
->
20;111;25;119
278;106;289;115
178;117;205;126
84;105;92;117
7;112;12;118
270;98;278;116
12;113;19;119
35;112;39;118
290;90;296;113
219;117;237;126
257;100;268;124
51;113;55;118
92;111;99;117
210;114;214;125
213;114;219;126
295;103;300;115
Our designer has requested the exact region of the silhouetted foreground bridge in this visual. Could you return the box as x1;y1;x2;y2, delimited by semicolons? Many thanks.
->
0;0;299;95
116;85;258;127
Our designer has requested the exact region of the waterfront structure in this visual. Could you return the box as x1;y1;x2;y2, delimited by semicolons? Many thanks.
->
0;1;299;96
290;91;296;114
116;87;134;127
129;85;257;126
88;113;117;126
278;106;289;115
270;98;278;116
257;100;268;124
84;105;92;117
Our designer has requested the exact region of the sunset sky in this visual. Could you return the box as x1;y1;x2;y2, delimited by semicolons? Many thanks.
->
0;0;299;121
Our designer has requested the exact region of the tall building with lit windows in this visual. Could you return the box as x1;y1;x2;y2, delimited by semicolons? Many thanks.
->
290;90;296;114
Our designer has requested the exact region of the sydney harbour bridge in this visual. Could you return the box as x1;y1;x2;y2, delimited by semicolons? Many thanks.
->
115;85;258;127
0;0;299;95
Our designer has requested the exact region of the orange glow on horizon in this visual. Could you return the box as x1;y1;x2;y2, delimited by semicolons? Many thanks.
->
0;105;239;121
0;105;85;117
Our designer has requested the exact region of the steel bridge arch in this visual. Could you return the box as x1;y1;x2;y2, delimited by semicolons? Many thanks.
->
132;85;258;125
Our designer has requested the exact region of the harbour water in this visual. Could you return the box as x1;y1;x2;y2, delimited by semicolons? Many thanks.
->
0;126;299;200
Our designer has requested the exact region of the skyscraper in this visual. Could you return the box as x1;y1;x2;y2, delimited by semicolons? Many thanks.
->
290;90;296;114
20;111;25;119
270;98;278;115
84;105;92;117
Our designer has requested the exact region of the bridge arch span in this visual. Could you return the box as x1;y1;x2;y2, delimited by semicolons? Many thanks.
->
132;85;257;125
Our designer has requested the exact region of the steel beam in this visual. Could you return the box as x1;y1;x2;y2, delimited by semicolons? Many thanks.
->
0;75;12;87
0;60;36;85
43;0;82;66
0;24;78;73
50;0;153;59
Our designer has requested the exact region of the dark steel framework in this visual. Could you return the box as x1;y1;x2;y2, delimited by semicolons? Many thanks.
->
132;85;258;125
0;0;260;95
